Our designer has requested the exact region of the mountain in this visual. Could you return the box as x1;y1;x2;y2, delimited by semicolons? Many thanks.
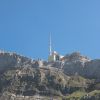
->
0;51;100;100
62;52;100;79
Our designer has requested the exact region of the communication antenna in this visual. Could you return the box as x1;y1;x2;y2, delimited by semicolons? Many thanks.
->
49;33;52;56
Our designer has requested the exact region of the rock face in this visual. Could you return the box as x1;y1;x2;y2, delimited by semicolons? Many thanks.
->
0;51;41;72
0;51;100;79
45;52;100;79
61;52;100;79
0;51;100;99
0;52;29;69
63;52;90;63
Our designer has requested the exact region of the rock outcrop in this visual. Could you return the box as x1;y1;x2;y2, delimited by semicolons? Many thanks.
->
0;51;100;99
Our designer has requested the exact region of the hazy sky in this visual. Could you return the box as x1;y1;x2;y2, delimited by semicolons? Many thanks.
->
0;0;100;59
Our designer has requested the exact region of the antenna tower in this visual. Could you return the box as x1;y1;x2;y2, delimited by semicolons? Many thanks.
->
49;33;52;56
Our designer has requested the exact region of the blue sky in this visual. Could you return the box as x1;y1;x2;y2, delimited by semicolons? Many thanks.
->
0;0;100;59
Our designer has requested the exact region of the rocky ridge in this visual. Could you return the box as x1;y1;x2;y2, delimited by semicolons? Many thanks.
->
0;51;100;100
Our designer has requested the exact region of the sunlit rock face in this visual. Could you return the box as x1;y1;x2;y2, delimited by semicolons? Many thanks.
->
63;52;90;63
0;51;39;71
62;52;100;79
62;52;90;76
0;51;100;79
0;51;100;99
47;52;90;76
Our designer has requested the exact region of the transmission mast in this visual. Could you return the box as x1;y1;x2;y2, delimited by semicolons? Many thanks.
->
49;33;52;56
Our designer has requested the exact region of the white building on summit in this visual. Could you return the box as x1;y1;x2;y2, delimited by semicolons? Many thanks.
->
48;34;64;62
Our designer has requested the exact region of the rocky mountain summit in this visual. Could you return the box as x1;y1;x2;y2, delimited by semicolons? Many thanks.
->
63;52;90;63
0;51;100;100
